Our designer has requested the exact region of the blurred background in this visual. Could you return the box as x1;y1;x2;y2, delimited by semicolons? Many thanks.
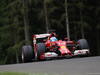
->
0;0;100;64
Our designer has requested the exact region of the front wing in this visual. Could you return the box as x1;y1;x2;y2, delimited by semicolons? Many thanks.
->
40;49;90;59
74;49;90;56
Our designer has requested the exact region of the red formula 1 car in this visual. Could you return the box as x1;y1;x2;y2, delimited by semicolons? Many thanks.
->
22;33;90;62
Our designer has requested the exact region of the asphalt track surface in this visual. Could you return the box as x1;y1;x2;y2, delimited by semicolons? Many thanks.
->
0;56;100;75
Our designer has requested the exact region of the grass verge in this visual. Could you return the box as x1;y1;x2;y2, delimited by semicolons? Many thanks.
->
0;72;30;75
0;72;48;75
0;72;66;75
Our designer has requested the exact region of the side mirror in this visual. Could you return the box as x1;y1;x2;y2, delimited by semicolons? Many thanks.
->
64;38;69;41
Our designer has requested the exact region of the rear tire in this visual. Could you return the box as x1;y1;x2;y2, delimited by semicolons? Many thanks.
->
36;43;46;61
22;45;34;63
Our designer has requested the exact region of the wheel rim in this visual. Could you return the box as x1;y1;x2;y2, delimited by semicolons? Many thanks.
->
22;49;24;63
22;53;23;60
34;50;37;60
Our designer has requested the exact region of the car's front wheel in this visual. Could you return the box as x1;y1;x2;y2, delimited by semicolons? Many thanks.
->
35;43;46;61
77;39;89;49
77;39;90;56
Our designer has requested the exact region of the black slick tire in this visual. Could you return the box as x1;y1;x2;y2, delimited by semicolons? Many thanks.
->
22;45;34;63
77;39;89;56
77;39;89;49
36;43;46;61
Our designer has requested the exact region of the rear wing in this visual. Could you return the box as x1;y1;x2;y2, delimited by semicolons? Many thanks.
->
35;34;50;39
33;33;56;51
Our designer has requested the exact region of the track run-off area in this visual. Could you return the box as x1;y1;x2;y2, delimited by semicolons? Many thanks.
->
0;56;100;75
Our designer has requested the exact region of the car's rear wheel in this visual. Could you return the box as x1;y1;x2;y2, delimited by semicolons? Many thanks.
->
22;45;34;63
35;43;46;61
77;39;89;56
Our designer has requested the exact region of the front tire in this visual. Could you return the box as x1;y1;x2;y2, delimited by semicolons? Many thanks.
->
77;39;89;56
77;39;89;49
36;43;46;61
22;45;34;63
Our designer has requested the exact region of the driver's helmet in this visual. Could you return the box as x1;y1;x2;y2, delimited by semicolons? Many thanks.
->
50;37;57;42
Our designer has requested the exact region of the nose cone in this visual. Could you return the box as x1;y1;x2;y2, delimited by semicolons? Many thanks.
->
59;46;72;54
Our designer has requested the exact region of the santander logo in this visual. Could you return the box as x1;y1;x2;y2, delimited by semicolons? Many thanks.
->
78;51;82;53
47;54;52;56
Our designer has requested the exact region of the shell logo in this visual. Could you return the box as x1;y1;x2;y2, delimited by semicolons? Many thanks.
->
50;43;51;46
61;46;66;49
84;49;88;51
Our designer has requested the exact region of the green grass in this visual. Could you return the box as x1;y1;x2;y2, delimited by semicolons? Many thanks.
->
0;72;62;75
0;72;67;75
0;72;29;75
0;72;46;75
